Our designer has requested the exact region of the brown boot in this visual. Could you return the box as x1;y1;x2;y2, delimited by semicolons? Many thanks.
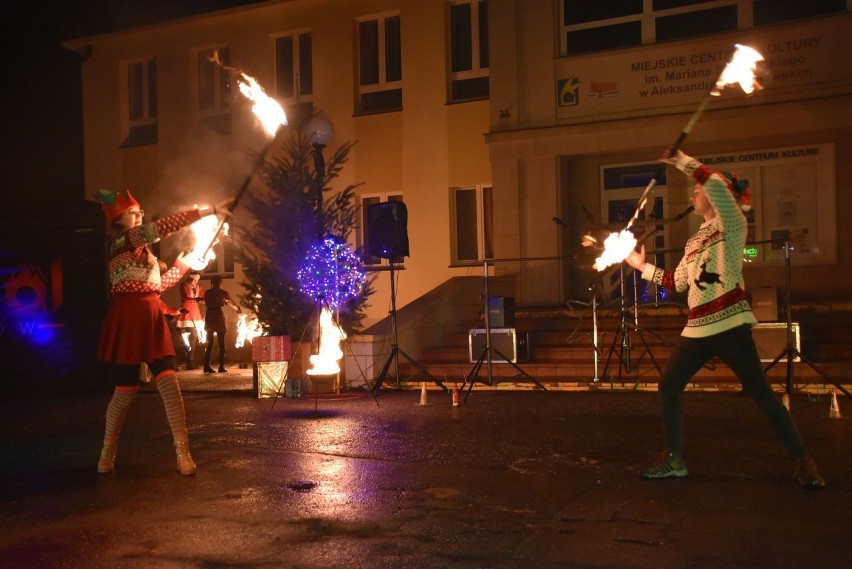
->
175;440;197;476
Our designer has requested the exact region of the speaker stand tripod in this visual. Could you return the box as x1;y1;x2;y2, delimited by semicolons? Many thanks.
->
763;239;850;398
373;262;448;394
601;263;665;388
463;261;546;402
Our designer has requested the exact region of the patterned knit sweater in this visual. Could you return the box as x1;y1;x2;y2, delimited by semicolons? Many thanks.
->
108;210;202;297
640;156;756;338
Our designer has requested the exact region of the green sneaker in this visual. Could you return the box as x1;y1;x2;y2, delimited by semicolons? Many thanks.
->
641;452;688;479
795;457;825;489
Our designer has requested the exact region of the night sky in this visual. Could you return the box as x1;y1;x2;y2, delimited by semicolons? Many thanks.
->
1;1;264;212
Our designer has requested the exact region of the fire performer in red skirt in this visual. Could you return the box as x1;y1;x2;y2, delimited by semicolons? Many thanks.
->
95;189;232;476
177;271;205;369
626;148;825;488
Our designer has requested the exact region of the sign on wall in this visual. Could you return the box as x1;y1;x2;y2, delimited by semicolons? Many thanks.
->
555;16;852;123
697;143;835;265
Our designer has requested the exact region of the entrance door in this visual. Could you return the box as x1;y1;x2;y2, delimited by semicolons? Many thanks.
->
599;162;669;304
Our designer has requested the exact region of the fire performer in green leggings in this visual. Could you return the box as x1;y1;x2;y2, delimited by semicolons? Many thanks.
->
625;148;825;488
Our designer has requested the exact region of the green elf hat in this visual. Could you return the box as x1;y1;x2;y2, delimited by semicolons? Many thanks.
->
97;189;140;222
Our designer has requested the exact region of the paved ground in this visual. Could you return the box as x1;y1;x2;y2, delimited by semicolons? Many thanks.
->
2;369;852;568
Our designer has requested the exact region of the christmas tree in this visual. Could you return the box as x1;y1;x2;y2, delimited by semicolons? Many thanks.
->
235;120;373;339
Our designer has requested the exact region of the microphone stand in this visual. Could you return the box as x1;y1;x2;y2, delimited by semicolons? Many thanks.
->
757;237;851;397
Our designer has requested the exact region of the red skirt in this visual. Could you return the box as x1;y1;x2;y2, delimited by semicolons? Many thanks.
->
97;292;175;365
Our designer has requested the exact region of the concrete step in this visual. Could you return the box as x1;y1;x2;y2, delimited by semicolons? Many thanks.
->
398;359;852;388
372;302;852;391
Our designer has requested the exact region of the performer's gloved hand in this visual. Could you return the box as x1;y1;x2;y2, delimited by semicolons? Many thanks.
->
660;146;683;164
208;197;238;218
660;147;694;172
625;244;647;272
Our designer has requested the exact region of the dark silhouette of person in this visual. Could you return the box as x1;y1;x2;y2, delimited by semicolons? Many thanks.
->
203;276;241;373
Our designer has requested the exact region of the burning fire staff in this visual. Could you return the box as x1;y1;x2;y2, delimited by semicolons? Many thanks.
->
95;189;233;476
625;149;825;488
177;271;205;369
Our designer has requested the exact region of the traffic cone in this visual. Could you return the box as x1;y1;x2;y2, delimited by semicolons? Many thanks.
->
781;392;790;411
829;391;841;419
419;382;428;406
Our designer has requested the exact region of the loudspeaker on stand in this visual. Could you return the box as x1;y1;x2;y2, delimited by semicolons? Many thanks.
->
367;201;409;259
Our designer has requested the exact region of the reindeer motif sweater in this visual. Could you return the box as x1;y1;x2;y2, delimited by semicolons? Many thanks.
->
640;156;756;338
108;210;201;296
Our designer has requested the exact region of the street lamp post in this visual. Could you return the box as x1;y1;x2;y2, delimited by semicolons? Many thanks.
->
304;114;338;393
305;115;335;239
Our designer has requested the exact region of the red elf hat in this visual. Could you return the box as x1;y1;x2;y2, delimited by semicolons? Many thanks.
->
97;189;140;222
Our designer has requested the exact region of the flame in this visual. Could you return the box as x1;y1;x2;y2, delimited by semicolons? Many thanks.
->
235;313;263;348
181;326;206;347
712;44;764;96
182;215;227;271
593;230;637;271
237;73;288;137
208;49;287;137
581;233;598;248
306;307;346;376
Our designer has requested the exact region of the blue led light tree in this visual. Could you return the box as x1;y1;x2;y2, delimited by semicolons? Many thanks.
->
297;237;366;310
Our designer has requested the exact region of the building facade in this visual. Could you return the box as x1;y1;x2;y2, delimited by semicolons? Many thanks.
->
487;0;851;305
64;0;852;334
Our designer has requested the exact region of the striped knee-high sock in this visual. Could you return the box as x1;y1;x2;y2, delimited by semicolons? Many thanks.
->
104;386;138;445
155;372;189;443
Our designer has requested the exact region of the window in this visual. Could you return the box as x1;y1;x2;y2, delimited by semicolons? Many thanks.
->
451;185;493;264
655;5;737;42
198;47;231;135
448;0;489;103
202;231;236;278
753;0;846;26
275;31;313;100
122;58;157;146
360;193;403;266
559;0;846;56
600;163;669;301
356;12;402;115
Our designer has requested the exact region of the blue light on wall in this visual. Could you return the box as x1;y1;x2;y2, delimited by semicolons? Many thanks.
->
297;237;366;309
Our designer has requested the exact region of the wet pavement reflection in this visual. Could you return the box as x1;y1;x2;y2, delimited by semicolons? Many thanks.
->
2;384;852;568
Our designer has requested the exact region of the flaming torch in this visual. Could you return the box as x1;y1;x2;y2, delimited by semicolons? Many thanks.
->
590;44;764;271
201;51;288;257
593;230;638;272
181;212;226;271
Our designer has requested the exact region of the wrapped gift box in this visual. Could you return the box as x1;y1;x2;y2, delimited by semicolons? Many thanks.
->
252;335;291;362
255;361;288;399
